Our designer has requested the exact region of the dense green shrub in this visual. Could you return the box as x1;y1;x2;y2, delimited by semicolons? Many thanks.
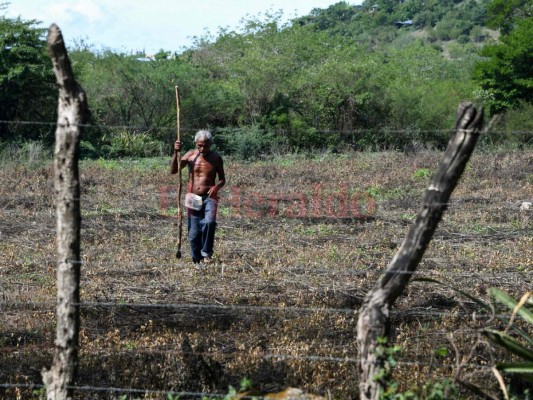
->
99;130;165;158
0;14;56;142
215;126;280;160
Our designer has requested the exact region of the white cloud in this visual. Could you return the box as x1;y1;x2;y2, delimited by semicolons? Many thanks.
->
44;0;105;23
6;0;107;26
60;0;106;23
5;0;362;53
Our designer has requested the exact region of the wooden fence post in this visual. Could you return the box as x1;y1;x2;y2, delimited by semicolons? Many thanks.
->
356;102;484;400
41;24;89;400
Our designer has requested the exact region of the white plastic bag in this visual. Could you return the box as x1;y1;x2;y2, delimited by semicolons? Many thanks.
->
185;193;203;210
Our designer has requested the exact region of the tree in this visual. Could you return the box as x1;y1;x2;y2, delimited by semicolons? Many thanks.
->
473;15;533;114
0;12;56;141
486;0;533;34
73;51;188;136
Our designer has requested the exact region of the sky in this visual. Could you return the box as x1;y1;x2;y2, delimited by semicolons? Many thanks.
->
4;0;363;55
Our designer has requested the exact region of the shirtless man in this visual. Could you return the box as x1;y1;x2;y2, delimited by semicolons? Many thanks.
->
171;130;226;265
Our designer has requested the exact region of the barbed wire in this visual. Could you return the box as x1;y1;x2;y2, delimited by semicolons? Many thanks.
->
0;321;494;355
0;300;519;321
1;119;533;136
1;251;530;278
0;383;227;399
0;353;498;398
3;264;530;279
1;242;526;263
2;191;530;210
0;300;354;315
1;200;529;222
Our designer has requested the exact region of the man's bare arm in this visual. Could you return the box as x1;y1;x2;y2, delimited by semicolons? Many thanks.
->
171;147;192;175
207;157;226;197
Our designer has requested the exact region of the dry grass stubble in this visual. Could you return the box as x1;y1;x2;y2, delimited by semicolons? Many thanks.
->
0;149;531;398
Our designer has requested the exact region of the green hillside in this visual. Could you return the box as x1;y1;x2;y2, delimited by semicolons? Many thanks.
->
295;0;493;45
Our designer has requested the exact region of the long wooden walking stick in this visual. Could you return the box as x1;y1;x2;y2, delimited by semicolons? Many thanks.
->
175;86;183;259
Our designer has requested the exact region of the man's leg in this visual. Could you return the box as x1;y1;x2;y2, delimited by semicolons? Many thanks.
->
187;209;203;263
200;198;218;259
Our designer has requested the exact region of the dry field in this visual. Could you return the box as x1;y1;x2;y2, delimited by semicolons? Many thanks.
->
1;148;532;399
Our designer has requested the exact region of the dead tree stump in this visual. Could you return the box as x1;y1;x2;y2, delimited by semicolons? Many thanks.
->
41;24;89;400
356;102;484;400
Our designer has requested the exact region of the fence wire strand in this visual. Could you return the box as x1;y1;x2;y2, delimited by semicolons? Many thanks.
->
1;119;533;136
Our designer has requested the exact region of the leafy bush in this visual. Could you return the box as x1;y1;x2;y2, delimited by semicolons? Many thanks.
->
374;337;458;400
100;130;165;158
500;103;533;144
215;126;280;160
80;140;101;159
0;140;51;166
473;17;533;115
477;101;533;149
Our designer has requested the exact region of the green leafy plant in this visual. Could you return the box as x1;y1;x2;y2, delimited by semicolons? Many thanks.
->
221;377;254;400
373;337;458;400
401;213;417;222
31;387;46;400
373;337;408;399
417;277;533;398
482;289;533;398
413;168;431;179
367;185;383;197
101;130;164;158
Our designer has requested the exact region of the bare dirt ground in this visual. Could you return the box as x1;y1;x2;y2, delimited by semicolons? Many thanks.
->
1;149;531;399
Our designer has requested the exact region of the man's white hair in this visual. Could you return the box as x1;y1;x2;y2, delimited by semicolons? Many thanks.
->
194;130;213;144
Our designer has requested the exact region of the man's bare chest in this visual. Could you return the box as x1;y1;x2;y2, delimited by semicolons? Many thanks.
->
190;154;217;175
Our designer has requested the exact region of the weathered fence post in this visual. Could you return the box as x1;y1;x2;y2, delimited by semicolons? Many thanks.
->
41;24;89;400
356;102;484;400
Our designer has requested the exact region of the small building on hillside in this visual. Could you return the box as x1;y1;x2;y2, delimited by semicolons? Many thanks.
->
394;19;413;28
